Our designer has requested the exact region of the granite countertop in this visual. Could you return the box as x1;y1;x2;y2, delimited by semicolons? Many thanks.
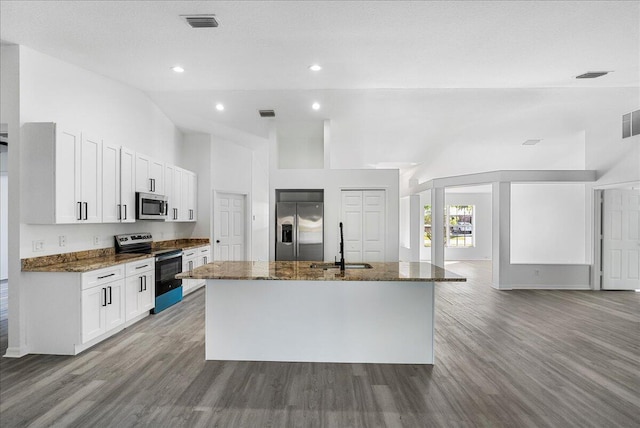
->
22;253;153;273
176;261;466;282
21;238;210;273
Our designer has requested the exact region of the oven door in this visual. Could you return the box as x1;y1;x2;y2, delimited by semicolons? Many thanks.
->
155;253;182;296
137;192;168;220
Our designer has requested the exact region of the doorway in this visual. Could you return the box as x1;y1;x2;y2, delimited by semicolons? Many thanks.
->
213;191;248;261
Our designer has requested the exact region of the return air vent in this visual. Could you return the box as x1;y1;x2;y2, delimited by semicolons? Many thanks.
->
259;110;276;118
576;71;609;79
181;15;218;28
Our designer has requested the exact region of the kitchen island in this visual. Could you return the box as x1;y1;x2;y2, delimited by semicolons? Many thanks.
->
178;261;465;364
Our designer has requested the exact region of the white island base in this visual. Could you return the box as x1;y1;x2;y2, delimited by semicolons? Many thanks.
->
205;279;435;364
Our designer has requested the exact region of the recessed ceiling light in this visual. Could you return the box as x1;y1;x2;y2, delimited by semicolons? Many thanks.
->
215;103;224;111
522;139;541;146
576;71;610;79
309;64;322;71
171;66;185;73
312;102;321;110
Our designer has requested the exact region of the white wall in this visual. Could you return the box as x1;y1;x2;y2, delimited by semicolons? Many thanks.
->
277;121;324;169
18;46;195;258
510;183;587;264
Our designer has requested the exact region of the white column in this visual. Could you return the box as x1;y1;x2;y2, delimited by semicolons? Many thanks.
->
409;194;421;262
431;187;445;267
492;182;511;289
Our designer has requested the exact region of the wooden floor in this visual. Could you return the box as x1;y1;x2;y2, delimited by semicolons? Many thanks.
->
1;261;639;427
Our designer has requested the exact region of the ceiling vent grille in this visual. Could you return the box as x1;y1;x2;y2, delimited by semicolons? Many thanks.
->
576;71;609;79
259;110;276;118
181;15;218;28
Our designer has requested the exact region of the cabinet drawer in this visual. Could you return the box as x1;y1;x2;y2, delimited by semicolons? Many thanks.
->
183;250;197;259
125;258;154;276
82;265;125;290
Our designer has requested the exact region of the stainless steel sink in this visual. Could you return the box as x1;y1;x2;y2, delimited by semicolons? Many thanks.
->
309;262;373;270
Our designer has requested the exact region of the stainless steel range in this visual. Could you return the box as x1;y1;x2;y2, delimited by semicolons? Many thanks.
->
115;233;183;313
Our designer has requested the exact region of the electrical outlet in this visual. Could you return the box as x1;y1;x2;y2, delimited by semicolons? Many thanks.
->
534;269;540;277
32;240;44;252
93;236;100;245
58;235;66;247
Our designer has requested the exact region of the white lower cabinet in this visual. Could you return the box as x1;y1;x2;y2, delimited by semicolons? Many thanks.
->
124;259;155;322
81;266;126;343
24;258;154;355
182;245;210;295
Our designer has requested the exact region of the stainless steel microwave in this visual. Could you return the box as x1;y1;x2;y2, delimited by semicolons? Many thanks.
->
136;192;168;220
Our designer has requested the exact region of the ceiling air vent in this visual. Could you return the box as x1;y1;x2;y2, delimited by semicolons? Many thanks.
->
522;139;541;146
576;71;609;79
181;15;218;28
259;110;276;118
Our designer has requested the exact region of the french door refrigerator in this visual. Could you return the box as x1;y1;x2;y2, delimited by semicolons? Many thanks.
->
276;202;323;261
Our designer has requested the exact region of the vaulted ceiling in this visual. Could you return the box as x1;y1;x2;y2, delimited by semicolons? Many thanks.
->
2;1;638;177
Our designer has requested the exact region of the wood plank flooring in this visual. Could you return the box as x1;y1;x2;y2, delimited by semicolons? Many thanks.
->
1;261;639;427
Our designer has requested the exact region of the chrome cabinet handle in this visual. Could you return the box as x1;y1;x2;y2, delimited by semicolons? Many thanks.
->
135;264;149;270
123;204;127;220
83;202;88;220
98;273;115;280
117;204;121;220
140;276;144;292
102;288;107;307
108;286;112;305
77;202;82;220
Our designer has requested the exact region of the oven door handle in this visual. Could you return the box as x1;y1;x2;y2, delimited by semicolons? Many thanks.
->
155;252;183;262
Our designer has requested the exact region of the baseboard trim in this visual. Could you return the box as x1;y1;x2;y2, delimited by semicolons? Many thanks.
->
3;346;28;358
506;284;591;290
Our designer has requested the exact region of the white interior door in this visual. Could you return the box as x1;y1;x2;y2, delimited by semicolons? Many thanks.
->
341;191;363;262
602;188;640;290
341;190;386;263
363;190;386;262
214;192;246;261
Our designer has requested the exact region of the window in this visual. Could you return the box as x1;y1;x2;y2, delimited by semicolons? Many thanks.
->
424;204;475;248
447;205;474;247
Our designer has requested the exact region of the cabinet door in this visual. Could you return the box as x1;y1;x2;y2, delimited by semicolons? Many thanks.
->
139;271;155;313
187;172;197;222
81;285;106;343
80;134;102;223
174;167;187;221
55;127;81;224
125;274;143;322
120;147;136;223
149;159;164;195
102;143;121;223
180;169;190;221
135;153;152;193
104;280;125;331
164;164;175;222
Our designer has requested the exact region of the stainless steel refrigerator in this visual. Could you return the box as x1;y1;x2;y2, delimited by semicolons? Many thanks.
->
276;202;323;261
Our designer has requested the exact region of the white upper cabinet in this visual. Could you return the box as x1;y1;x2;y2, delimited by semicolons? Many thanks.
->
103;145;136;223
102;143;121;223
80;134;102;223
135;153;164;195
23;122;103;224
165;165;196;222
120;147;136;223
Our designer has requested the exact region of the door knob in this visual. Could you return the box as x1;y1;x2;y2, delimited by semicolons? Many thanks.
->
216;240;220;243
